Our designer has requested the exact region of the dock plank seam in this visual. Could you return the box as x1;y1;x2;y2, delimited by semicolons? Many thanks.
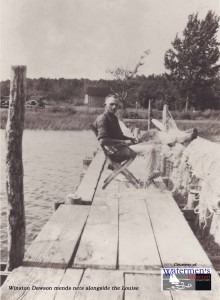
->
144;198;164;268
53;268;85;300
89;158;106;203
73;194;119;269
122;272;126;300
67;212;91;269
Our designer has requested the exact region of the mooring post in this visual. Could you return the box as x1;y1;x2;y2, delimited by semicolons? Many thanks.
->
5;66;26;271
148;99;151;131
161;104;169;177
162;104;169;132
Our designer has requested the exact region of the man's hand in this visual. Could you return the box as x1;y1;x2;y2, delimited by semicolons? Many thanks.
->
130;137;139;144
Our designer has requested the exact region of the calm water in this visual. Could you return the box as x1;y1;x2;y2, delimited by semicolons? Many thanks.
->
0;129;97;261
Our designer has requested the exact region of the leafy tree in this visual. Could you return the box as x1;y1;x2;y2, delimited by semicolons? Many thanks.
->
165;11;220;110
136;74;181;110
107;50;150;109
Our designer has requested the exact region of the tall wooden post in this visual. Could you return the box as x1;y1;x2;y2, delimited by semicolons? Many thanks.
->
5;66;26;271
160;104;169;176
148;99;151;131
162;104;169;132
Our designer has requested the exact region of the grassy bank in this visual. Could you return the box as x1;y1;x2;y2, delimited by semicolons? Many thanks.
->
74;106;220;119
1;107;220;142
0;106;100;131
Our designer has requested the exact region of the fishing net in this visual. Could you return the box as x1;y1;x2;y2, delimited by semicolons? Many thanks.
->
120;109;220;229
152;107;197;146
162;107;179;131
171;137;220;227
153;109;220;228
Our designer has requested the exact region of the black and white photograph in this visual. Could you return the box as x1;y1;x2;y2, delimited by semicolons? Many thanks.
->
0;0;220;299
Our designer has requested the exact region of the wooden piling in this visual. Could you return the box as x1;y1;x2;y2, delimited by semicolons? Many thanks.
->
147;100;151;131
162;104;169;132
5;66;26;271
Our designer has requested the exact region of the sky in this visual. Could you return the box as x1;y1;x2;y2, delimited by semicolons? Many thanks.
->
0;0;219;80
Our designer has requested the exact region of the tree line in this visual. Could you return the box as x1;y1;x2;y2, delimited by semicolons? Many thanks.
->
1;73;219;110
1;11;219;110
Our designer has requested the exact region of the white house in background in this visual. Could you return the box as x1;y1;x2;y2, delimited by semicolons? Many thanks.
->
84;87;110;107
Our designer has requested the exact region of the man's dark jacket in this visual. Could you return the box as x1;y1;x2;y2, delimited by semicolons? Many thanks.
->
93;111;130;143
92;111;135;162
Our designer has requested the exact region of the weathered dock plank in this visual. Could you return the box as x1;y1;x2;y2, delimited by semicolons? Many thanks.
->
145;190;212;267
73;197;118;269
24;205;90;268
73;269;124;300
119;193;161;270
76;150;106;204
0;266;64;300
54;269;84;300
124;273;172;300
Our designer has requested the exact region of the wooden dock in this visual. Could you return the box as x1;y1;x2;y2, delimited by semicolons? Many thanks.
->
1;150;220;299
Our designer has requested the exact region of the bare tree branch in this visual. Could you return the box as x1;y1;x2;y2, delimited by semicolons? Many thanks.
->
106;50;150;108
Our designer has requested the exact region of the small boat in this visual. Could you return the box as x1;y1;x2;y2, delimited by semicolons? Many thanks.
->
169;274;180;285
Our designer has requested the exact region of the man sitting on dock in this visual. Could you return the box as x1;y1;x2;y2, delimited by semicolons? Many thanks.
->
92;95;160;186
